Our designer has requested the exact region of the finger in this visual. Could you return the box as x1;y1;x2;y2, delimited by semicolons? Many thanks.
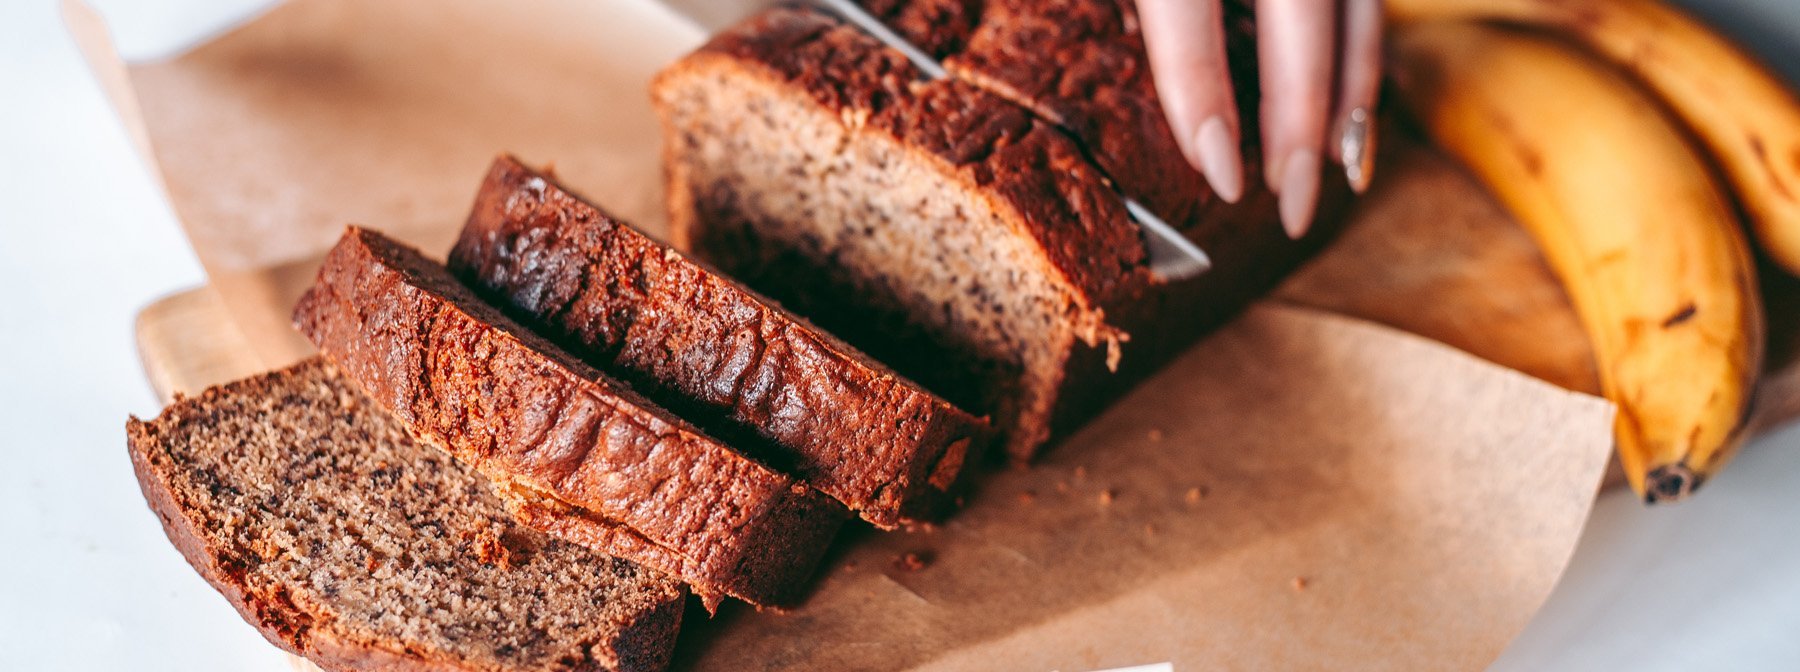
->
1333;0;1383;193
1139;0;1245;203
1257;0;1337;238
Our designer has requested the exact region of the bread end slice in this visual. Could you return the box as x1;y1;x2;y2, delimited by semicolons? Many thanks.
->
126;359;685;672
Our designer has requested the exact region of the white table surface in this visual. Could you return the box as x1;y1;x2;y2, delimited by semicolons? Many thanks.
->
1;1;1795;669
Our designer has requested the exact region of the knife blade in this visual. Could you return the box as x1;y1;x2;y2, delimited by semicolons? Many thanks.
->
664;0;1214;280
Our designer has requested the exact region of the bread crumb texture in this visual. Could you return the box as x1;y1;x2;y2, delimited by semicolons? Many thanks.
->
126;360;685;672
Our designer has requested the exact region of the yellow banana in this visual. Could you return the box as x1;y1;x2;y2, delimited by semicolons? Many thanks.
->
1390;22;1765;502
1388;0;1800;276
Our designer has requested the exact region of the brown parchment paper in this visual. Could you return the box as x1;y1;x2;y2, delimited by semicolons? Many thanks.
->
66;0;1799;668
671;303;1614;671
71;0;703;364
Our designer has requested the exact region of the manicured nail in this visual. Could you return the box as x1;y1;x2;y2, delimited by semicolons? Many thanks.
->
1192;116;1244;203
1340;107;1375;193
1278;149;1320;239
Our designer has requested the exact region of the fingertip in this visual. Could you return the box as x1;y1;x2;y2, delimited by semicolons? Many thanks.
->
1193;116;1246;203
1277;149;1321;239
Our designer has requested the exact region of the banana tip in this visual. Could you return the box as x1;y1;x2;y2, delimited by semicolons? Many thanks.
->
1643;464;1704;504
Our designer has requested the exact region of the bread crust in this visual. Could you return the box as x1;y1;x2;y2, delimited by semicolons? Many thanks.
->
450;156;989;528
294;228;846;607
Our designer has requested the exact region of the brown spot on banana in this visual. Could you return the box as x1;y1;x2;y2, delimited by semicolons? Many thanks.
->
1747;132;1796;201
1488;112;1546;177
1517;145;1545;177
1661;303;1698;328
1590;248;1630;270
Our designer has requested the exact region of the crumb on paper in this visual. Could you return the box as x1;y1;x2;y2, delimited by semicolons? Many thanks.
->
894;550;933;572
1147;428;1164;442
1292;576;1309;591
1184;486;1208;504
1098;489;1117;506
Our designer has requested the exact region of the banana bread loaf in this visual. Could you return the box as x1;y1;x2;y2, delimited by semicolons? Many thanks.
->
450;156;988;529
653;6;1342;459
126;358;686;672
293;226;846;608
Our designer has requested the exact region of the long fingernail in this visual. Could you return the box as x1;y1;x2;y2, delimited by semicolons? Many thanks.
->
1340;107;1375;193
1193;116;1244;203
1278;149;1320;239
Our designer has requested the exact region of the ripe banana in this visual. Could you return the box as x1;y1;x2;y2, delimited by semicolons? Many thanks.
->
1390;22;1765;502
1387;0;1800;276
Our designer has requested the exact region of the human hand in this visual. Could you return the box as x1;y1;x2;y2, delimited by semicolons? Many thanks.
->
1137;0;1382;239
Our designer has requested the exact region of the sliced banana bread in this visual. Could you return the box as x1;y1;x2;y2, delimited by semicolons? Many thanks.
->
653;7;1340;460
293;226;847;608
126;358;685;672
655;8;1141;459
449;155;987;529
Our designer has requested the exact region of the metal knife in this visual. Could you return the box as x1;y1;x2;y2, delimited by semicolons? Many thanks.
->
663;0;1214;281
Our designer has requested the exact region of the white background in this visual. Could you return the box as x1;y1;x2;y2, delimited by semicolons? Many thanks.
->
0;0;1796;669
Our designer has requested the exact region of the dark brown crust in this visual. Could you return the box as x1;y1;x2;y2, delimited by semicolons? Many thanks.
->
675;9;1147;305
293;227;846;606
124;360;686;672
866;0;1273;235
449;156;989;528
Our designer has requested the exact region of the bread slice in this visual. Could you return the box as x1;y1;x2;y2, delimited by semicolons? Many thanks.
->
293;226;846;607
449;155;987;529
126;358;685;672
653;7;1340;460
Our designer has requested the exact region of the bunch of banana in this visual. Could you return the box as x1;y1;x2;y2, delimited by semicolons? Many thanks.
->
1388;0;1800;276
1388;21;1769;503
